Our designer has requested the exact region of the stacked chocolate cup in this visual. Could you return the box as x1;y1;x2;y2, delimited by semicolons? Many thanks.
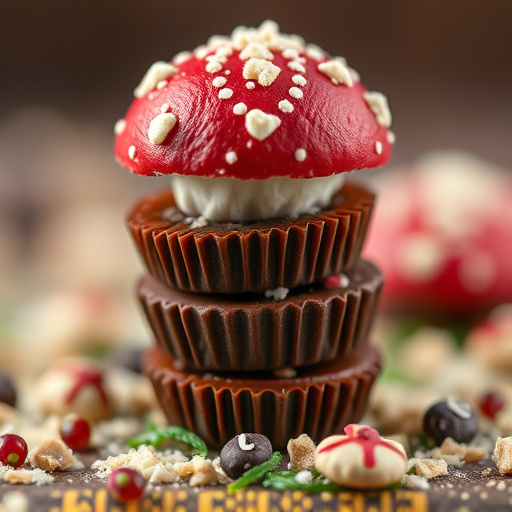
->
115;22;394;449
129;180;383;449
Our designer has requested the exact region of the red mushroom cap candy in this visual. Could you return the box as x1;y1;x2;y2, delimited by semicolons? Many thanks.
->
315;424;408;489
115;21;393;221
363;151;512;319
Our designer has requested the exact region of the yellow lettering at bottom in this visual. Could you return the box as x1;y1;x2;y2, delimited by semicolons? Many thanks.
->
395;490;428;512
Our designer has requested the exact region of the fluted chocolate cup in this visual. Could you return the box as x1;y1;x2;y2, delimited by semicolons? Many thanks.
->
127;181;374;294
138;259;383;371
143;342;381;450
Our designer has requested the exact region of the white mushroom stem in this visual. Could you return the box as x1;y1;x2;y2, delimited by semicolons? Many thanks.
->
171;174;346;222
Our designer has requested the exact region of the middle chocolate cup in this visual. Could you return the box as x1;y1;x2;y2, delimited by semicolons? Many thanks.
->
138;259;382;372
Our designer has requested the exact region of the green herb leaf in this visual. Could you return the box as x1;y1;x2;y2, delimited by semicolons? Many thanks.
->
127;425;208;457
263;471;346;493
228;451;282;493
263;470;405;493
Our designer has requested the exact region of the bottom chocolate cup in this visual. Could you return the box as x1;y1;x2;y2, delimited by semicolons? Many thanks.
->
143;343;381;450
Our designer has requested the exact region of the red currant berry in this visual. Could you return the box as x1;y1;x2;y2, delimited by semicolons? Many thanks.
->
0;434;28;467
108;468;145;502
479;390;506;420
60;415;92;451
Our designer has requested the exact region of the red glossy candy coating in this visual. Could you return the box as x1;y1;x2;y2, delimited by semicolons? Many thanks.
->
115;27;391;180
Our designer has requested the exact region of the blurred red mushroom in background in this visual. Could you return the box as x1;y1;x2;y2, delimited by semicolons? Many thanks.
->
363;151;512;322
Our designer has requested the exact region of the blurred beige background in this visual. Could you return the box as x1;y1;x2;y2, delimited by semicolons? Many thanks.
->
0;0;511;362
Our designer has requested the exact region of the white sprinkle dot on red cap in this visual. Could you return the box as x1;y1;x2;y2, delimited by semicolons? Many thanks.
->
114;119;126;135
128;145;137;160
219;88;234;99
233;103;248;115
160;103;170;113
225;151;238;164
292;75;307;86
246;81;256;90
375;141;383;155
212;76;227;88
278;100;294;113
156;80;167;90
288;61;306;73
294;148;307;161
289;87;303;99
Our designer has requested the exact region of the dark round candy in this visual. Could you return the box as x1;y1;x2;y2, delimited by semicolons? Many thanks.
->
220;433;273;479
423;397;478;445
0;372;16;408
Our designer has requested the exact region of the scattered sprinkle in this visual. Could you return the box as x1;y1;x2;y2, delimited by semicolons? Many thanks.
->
375;141;383;155
289;87;304;99
305;44;326;61
243;58;281;86
294;148;307;162
134;61;177;98
318;59;353;87
114;119;126;135
212;76;227;88
246;81;256;90
233;103;248;115
292;75;307;86
295;471;313;484
172;50;193;65
387;130;396;144
245;109;281;141
282;48;299;60
160;103;170;113
218;88;234;99
225;151;238;164
240;42;274;60
278;99;294;113
206;60;223;73
288;60;306;73
264;287;289;301
148;113;177;144
363;91;392;127
128;145;137;160
156;80;167;90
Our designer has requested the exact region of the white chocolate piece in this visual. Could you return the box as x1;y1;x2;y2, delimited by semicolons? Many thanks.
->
493;437;512;475
318;59;353;87
243;58;281;86
148;113;177;144
315;425;408;489
134;61;177;98
363;91;392;127
245;109;281;141
172;174;345;222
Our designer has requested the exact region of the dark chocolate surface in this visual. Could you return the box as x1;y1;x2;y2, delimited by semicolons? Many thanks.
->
127;180;375;294
143;343;381;449
138;259;383;371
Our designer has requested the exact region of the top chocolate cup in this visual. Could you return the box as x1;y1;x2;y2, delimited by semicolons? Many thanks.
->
127;180;375;294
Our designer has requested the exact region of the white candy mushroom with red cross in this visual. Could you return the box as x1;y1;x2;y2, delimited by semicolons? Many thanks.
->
315;424;408;489
36;358;114;421
115;20;393;222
